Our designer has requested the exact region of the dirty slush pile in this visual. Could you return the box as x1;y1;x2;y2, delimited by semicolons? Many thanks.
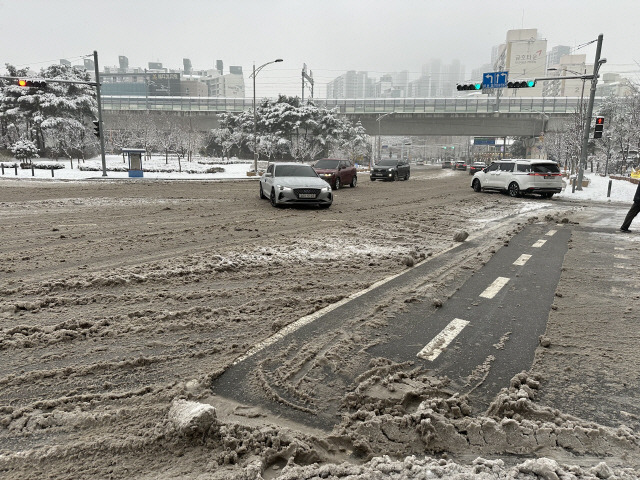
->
0;176;638;479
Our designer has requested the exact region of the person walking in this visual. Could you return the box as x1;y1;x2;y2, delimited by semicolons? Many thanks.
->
620;181;640;232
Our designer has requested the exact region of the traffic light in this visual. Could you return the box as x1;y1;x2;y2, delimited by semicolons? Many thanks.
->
507;80;536;88
456;83;482;91
594;116;605;139
92;120;101;138
17;79;47;89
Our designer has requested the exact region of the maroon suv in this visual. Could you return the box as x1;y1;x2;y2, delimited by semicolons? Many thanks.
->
312;158;357;189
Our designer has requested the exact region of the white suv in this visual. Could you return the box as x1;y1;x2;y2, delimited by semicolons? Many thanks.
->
471;159;564;198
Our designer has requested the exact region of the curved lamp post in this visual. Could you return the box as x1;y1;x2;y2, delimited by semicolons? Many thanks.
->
376;112;394;168
250;59;283;172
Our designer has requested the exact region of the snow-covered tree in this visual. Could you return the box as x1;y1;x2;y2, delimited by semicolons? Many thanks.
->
1;63;98;157
9;137;39;164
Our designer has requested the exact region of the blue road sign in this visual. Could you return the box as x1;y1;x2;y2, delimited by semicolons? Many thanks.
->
482;71;509;89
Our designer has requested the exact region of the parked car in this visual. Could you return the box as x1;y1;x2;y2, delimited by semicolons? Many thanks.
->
312;158;357;189
468;162;486;175
441;160;452;169
454;160;467;171
260;163;332;208
471;159;563;198
370;159;410;181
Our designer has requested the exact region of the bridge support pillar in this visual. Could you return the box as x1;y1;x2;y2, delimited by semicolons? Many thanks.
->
524;136;546;159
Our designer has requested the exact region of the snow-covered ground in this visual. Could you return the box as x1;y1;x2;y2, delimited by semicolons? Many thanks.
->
0;155;254;180
1;155;638;205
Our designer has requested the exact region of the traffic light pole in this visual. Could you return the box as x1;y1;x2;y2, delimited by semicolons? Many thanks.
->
93;51;107;177
576;34;603;191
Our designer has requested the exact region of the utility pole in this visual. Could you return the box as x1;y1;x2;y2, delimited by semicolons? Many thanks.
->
93;51;107;177
302;64;314;104
577;34;604;190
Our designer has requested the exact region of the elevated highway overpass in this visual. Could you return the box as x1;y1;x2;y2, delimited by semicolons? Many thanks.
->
102;96;598;137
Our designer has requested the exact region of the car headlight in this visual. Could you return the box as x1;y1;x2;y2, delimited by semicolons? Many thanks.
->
321;186;331;192
277;185;292;192
388;168;394;172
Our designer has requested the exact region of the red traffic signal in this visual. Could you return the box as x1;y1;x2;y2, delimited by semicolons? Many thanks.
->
594;116;605;139
17;79;47;89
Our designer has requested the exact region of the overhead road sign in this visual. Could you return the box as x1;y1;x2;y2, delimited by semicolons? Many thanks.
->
482;71;508;89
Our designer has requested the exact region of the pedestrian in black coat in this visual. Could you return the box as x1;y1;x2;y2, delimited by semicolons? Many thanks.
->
620;181;640;232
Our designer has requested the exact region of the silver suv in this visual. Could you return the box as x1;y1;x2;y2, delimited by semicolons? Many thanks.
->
471;159;563;198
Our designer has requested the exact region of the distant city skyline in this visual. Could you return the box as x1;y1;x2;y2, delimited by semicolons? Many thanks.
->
2;0;638;97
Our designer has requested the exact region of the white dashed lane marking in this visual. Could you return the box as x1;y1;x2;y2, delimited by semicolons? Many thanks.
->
546;229;557;236
479;276;510;299
513;254;532;266
532;239;547;248
417;318;469;361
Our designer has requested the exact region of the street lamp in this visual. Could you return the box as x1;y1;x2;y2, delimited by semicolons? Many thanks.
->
250;58;283;172
376;112;394;168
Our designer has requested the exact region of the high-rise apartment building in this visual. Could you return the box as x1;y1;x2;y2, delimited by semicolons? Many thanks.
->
419;59;465;97
326;71;373;98
543;54;588;97
547;45;571;68
502;29;547;97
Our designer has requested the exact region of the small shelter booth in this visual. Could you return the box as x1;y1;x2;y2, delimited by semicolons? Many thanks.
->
122;148;146;178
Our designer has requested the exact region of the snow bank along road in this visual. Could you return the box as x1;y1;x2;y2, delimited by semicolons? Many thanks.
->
0;167;639;479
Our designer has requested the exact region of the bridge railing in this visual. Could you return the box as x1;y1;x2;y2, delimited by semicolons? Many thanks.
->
102;96;597;115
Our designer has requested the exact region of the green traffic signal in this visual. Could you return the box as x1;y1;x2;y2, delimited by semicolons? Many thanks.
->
507;80;536;88
457;83;482;91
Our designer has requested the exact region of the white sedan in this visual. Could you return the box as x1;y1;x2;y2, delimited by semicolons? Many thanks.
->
260;163;333;208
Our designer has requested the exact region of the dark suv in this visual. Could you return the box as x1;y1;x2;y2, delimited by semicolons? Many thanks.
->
312;158;357;189
370;159;410;181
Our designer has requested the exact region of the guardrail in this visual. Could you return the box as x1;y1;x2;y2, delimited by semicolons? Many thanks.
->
102;96;599;115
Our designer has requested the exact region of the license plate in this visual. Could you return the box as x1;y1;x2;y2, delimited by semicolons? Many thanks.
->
544;175;551;179
299;193;316;199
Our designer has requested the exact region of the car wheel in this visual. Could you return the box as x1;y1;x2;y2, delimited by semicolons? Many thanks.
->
472;179;482;192
508;182;521;198
350;175;357;188
542;192;554;199
404;171;410;180
334;177;341;190
270;188;279;207
370;177;376;181
259;183;267;199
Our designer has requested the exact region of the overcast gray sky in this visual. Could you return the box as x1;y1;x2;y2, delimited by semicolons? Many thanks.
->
1;0;638;97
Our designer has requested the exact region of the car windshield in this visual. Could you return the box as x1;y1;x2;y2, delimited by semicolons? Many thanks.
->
532;163;561;174
274;165;318;177
378;160;398;166
314;159;340;169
